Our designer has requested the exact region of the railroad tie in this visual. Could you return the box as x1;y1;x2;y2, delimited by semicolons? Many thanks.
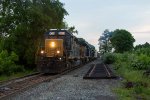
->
83;63;117;79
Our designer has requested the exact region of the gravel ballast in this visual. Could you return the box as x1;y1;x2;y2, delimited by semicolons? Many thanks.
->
8;59;120;100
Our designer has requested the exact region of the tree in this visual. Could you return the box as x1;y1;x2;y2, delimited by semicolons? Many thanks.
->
134;42;150;50
134;42;150;56
0;0;68;67
110;29;135;53
62;22;78;34
68;26;78;34
98;29;112;54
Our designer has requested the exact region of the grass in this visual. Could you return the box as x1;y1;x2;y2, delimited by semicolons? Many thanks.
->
0;69;37;82
114;66;150;99
111;53;150;100
114;88;134;100
114;86;150;100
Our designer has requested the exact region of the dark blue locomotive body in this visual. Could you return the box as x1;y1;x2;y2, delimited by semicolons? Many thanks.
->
37;29;96;73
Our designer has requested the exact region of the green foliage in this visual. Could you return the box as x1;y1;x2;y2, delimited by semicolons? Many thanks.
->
99;29;113;53
135;42;150;50
114;88;134;100
134;86;144;94
135;47;150;56
132;43;150;70
0;69;36;81
0;50;24;76
115;53;130;62
115;87;150;100
0;0;68;67
123;70;144;82
131;54;150;70
102;53;115;64
114;52;150;71
113;52;150;100
68;26;78;34
111;29;135;53
112;53;133;70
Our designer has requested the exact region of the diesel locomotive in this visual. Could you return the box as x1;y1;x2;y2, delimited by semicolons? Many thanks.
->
37;29;96;73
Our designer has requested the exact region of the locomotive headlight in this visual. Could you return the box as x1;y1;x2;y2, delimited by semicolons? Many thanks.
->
57;50;60;54
50;42;55;48
40;50;44;54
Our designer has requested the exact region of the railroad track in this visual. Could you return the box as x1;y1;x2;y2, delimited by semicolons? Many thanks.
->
0;64;84;100
0;72;40;86
0;73;43;99
83;63;117;79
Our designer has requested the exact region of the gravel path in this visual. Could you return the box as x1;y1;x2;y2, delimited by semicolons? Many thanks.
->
8;59;120;100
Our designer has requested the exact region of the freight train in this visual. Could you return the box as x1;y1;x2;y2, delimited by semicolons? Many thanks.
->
37;29;96;73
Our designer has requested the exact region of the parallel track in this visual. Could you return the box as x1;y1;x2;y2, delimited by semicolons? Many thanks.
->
83;63;117;79
0;72;40;87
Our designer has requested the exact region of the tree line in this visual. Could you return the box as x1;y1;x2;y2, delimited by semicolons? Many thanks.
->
0;0;70;74
98;29;135;53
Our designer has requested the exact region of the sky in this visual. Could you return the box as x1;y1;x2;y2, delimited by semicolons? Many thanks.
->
60;0;150;50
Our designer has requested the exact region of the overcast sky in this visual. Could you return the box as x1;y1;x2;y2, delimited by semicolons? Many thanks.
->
60;0;150;50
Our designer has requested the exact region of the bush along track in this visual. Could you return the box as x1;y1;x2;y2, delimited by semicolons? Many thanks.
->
102;52;150;100
0;50;36;82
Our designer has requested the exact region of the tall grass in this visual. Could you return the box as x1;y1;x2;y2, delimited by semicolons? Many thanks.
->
104;52;150;100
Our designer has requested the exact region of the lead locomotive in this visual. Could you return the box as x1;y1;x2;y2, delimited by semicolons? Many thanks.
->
37;29;96;73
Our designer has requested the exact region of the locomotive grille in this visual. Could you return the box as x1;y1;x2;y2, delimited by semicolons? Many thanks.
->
45;39;63;57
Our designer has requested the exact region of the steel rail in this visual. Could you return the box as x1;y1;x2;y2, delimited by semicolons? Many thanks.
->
0;64;85;100
0;72;40;88
103;63;111;77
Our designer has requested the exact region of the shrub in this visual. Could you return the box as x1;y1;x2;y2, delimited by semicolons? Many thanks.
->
131;54;150;70
123;70;143;82
0;50;24;76
12;65;25;73
102;53;116;64
135;48;150;56
113;53;132;70
134;86;144;94
121;52;129;62
112;52;150;100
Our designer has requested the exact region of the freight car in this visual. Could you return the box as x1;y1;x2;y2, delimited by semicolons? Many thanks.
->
37;29;96;73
